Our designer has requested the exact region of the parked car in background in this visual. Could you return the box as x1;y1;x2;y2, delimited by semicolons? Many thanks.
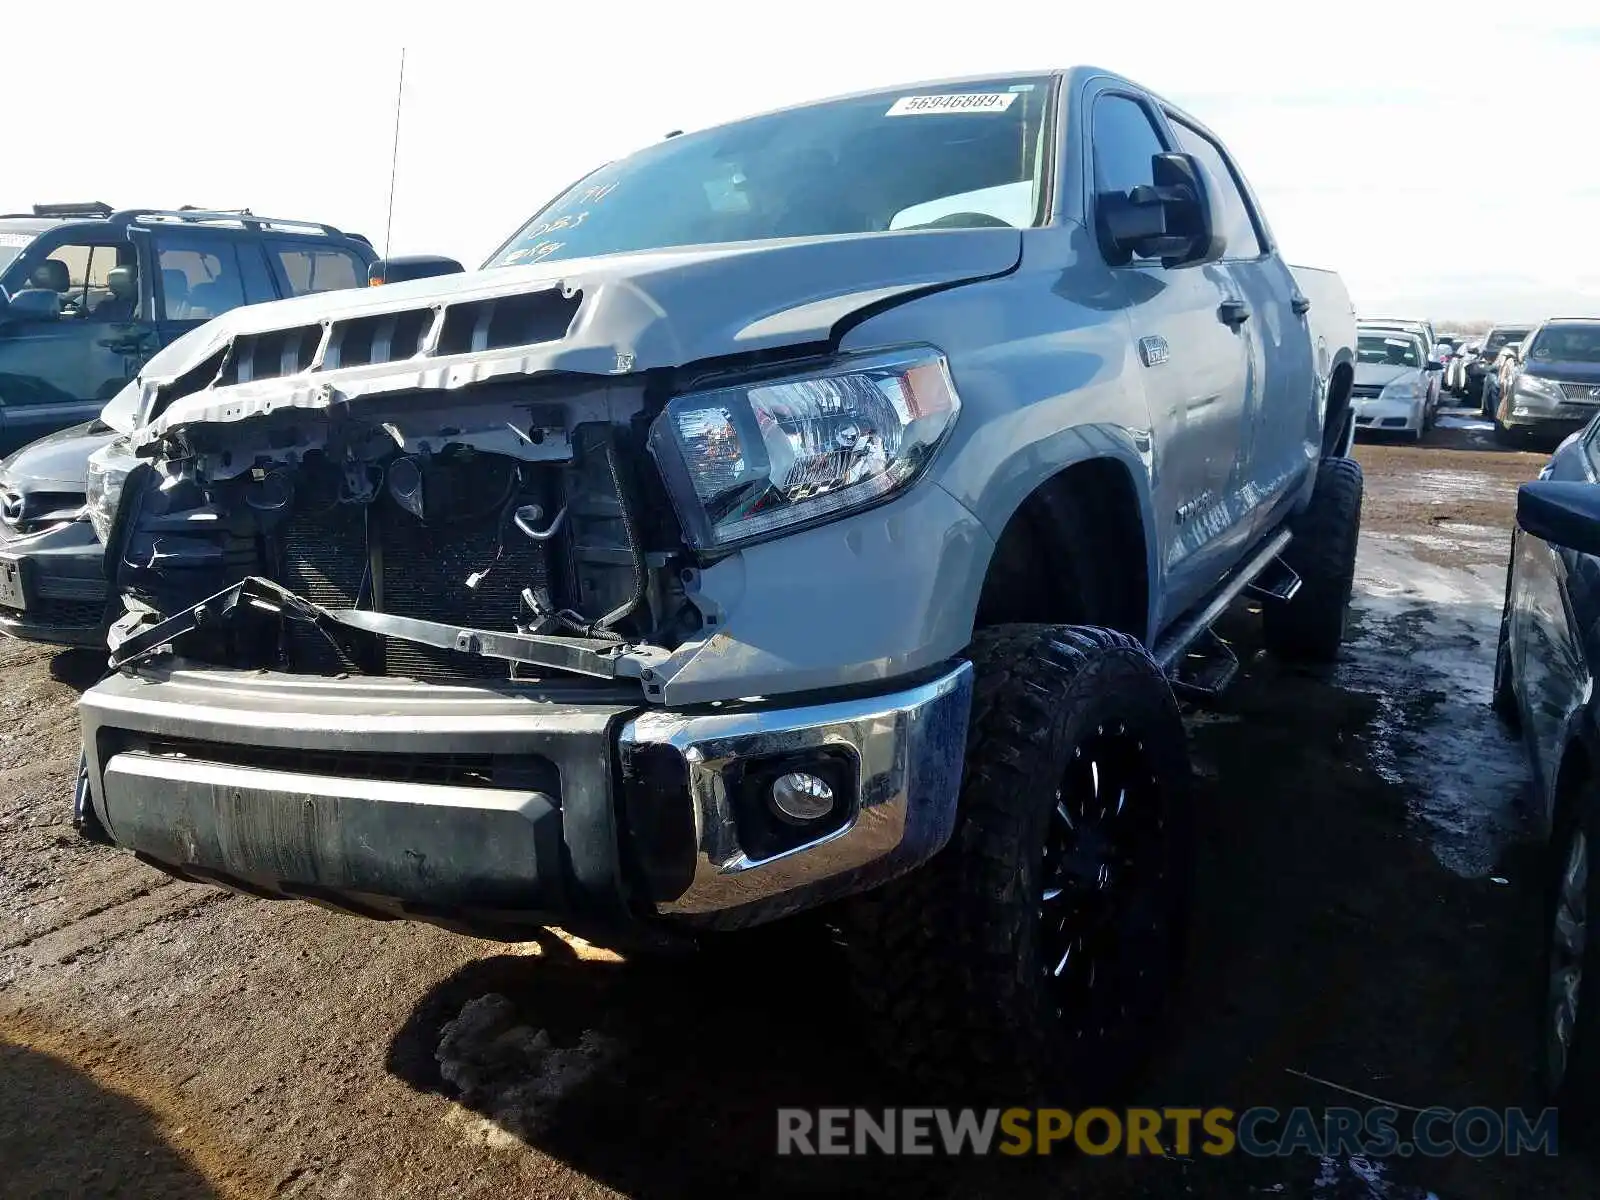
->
1362;320;1443;422
1490;319;1600;447
1447;340;1481;397
0;208;380;646
1351;328;1437;441
1366;316;1438;354
1474;324;1534;413
0;383;136;644
0;204;377;456
1494;417;1600;1140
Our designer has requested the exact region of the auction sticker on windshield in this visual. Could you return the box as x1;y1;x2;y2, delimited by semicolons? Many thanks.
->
887;93;1018;116
0;233;32;247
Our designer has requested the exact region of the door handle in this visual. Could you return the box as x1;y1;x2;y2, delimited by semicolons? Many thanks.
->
1291;293;1312;315
1218;299;1252;328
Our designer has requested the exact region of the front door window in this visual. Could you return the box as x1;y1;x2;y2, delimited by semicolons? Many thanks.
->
23;241;139;321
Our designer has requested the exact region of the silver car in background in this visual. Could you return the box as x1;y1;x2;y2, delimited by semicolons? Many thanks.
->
1351;328;1435;442
1361;320;1443;419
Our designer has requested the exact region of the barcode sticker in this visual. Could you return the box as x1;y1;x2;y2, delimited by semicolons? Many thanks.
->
887;93;1017;117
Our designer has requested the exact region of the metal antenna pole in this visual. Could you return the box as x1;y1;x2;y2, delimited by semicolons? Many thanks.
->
383;48;406;261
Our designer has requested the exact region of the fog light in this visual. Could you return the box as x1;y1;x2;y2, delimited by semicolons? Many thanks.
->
769;772;835;823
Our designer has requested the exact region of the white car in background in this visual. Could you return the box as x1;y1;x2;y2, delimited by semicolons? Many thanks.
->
1361;321;1444;420
1350;328;1438;442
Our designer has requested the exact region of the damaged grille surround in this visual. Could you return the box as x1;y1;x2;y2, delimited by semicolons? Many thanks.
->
144;286;586;426
111;371;700;697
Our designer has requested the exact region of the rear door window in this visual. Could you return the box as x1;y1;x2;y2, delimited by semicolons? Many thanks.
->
236;240;280;305
270;244;366;296
153;234;247;320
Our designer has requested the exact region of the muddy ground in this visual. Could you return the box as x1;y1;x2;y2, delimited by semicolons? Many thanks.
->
1;405;1593;1199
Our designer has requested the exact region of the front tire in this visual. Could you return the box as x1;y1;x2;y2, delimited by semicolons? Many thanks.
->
844;624;1194;1101
1263;457;1364;663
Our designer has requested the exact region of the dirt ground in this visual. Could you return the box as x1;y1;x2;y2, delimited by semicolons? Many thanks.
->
1;404;1593;1199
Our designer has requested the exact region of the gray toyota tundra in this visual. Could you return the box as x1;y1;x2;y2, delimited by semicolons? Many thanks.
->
77;66;1358;1097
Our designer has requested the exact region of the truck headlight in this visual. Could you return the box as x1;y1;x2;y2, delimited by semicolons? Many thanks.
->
648;348;961;550
1514;375;1565;408
85;437;136;544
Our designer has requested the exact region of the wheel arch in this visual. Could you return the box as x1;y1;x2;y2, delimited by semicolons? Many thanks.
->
1321;351;1356;459
1550;730;1598;837
971;451;1157;643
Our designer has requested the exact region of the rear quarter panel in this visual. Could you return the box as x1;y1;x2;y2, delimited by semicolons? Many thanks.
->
1288;264;1358;460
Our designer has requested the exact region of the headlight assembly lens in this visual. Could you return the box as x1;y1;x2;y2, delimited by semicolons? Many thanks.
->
649;349;961;550
1515;375;1565;406
85;438;135;544
1379;378;1422;401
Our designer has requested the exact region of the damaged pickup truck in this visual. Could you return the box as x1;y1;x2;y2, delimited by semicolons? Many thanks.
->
77;67;1359;1096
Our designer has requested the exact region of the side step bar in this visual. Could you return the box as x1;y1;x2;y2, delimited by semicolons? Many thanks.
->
1245;555;1301;604
1170;628;1240;702
1151;528;1293;674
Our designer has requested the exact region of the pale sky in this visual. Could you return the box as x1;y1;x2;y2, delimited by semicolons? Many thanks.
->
5;0;1595;322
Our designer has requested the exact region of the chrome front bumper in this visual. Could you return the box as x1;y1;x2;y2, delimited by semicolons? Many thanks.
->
80;660;973;935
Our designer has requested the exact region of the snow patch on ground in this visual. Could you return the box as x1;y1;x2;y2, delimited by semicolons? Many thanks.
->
434;993;622;1143
1436;414;1493;432
1312;1154;1442;1198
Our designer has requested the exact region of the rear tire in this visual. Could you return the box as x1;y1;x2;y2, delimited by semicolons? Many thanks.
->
844;624;1194;1101
1263;457;1364;663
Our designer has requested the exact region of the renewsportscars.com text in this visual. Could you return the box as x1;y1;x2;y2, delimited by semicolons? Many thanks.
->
776;1106;1560;1157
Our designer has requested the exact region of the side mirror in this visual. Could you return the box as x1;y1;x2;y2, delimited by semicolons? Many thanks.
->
1425;360;1445;371
1096;153;1225;269
368;255;466;286
0;288;62;323
1517;480;1600;557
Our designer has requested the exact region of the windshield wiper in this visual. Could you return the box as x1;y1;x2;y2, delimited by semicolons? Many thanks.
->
106;575;655;681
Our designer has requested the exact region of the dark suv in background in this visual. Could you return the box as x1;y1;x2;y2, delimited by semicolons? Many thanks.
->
0;204;377;644
1491;319;1600;447
0;203;377;454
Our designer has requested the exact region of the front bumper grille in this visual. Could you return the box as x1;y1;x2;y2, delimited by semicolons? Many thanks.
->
276;458;554;682
1554;381;1600;405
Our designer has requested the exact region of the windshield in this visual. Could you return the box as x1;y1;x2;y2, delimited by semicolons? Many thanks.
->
486;76;1056;268
1484;327;1531;354
1358;334;1421;367
1529;324;1600;365
0;229;34;280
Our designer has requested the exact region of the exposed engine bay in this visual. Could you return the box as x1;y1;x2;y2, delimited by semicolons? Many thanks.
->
108;379;703;688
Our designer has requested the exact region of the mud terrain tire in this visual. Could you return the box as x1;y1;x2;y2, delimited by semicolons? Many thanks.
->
844;624;1193;1101
1263;456;1364;663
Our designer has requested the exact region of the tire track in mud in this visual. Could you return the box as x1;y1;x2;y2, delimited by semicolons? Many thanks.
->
7;882;229;968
